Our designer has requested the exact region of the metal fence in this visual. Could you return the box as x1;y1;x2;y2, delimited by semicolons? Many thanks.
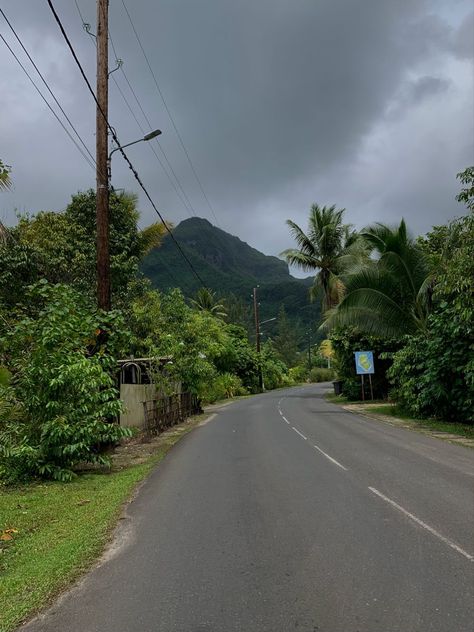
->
142;392;202;437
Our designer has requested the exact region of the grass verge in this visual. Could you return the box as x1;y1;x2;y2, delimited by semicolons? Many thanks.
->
326;394;474;444
366;404;474;440
0;415;205;632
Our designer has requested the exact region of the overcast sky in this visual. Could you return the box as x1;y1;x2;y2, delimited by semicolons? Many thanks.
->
1;0;473;268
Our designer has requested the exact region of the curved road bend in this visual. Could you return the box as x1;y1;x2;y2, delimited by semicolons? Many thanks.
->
22;384;474;632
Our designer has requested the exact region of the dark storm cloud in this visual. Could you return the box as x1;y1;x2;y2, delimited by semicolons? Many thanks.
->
0;0;472;261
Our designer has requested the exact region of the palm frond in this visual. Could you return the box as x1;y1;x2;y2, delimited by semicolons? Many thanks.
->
280;248;321;272
285;220;316;256
138;221;170;256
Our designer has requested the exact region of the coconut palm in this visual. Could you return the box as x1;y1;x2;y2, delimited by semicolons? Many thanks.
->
137;222;169;258
322;219;431;337
0;160;11;192
281;204;362;311
190;287;228;319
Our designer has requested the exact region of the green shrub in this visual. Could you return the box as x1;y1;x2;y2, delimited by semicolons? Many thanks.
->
388;306;473;423
388;212;474;423
288;365;308;383
205;373;247;402
329;328;401;400
0;282;131;482
309;367;335;382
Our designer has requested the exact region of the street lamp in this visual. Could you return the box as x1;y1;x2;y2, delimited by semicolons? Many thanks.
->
107;129;162;182
260;317;277;326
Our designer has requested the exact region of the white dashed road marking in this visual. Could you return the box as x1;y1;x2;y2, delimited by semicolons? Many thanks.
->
292;427;308;440
312;443;348;471
368;487;474;562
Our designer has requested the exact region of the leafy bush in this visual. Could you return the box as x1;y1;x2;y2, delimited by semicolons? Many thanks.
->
309;367;335;382
388;306;473;423
205;373;247;403
288;365;308;383
329;327;401;400
388;212;474;423
261;342;291;390
0;282;131;482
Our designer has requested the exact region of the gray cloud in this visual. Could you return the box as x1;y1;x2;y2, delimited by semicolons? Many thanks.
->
1;0;472;265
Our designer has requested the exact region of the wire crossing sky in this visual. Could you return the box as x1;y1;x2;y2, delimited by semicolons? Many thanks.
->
0;0;472;262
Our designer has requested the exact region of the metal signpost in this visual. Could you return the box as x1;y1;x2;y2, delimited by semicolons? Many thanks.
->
354;351;375;400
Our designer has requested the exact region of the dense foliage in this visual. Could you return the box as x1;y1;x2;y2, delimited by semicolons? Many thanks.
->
388;212;474;422
0;282;131;482
329;328;401;400
1;190;166;306
323;168;474;423
141;216;320;335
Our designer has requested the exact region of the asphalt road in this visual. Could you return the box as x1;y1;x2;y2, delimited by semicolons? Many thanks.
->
23;384;474;632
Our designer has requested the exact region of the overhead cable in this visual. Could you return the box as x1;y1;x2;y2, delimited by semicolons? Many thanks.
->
46;0;206;287
120;0;221;227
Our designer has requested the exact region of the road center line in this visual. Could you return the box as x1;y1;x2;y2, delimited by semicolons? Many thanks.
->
292;427;307;440
282;416;290;424
368;487;474;562
312;444;348;471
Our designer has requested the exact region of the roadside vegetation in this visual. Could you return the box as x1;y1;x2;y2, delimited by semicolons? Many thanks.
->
0;186;327;487
284;167;474;427
0;417;201;632
0;159;471;627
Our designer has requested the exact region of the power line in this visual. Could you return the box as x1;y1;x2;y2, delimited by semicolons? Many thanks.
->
120;0;221;228
46;0;206;288
108;30;197;217
0;7;97;171
71;2;190;289
115;54;198;217
0;32;96;173
72;0;198;218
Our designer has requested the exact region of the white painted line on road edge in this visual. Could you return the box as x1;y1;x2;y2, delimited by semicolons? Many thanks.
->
292;427;308;440
368;487;474;562
282;416;290;424
313;444;348;471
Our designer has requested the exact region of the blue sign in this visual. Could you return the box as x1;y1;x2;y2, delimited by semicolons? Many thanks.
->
354;351;374;375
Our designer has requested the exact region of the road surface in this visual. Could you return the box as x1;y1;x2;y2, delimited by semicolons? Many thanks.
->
23;384;474;632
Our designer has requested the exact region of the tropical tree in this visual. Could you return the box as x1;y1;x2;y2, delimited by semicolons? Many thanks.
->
190;287;227;319
0;159;11;191
319;339;334;368
281;204;361;311
323;219;431;338
2;189;168;306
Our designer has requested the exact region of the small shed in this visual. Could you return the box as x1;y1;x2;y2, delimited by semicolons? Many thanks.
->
117;357;177;428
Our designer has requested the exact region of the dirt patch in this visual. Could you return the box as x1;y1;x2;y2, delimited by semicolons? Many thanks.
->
110;413;209;471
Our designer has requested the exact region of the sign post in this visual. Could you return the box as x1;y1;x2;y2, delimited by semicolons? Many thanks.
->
354;351;375;400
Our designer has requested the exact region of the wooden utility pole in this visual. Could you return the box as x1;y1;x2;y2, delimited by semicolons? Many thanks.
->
308;330;312;370
96;0;110;310
253;287;263;391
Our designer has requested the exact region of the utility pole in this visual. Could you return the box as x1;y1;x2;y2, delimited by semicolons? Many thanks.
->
308;330;312;370
253;287;263;392
96;0;110;310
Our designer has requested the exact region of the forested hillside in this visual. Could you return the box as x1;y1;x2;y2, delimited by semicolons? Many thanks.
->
141;217;319;330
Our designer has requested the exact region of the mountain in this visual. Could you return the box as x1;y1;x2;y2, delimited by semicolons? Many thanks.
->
141;217;320;334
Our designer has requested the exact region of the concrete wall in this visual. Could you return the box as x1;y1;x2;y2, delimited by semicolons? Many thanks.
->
119;383;157;428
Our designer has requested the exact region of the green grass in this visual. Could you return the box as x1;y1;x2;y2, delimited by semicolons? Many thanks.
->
325;392;385;405
366;404;474;440
326;393;474;441
0;420;199;632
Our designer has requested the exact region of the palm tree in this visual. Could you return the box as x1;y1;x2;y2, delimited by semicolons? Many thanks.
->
137;222;169;258
281;204;362;311
190;287;228;319
0;160;12;192
322;219;431;337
